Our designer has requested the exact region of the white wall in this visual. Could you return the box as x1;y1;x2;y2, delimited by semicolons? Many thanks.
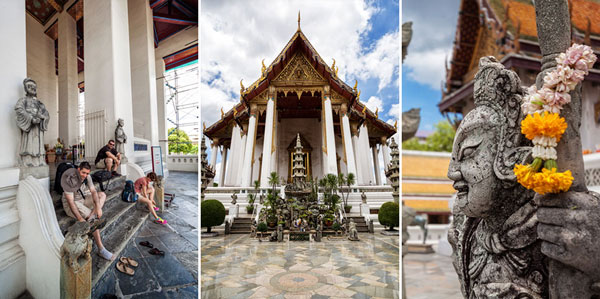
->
26;14;59;146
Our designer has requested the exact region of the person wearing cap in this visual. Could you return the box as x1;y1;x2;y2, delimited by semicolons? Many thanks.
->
61;161;113;260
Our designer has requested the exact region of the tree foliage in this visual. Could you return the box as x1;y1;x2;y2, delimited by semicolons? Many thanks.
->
378;201;399;230
402;120;456;152
168;128;195;154
201;200;225;233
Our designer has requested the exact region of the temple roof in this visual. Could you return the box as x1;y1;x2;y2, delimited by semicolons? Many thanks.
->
440;0;600;114
204;21;397;142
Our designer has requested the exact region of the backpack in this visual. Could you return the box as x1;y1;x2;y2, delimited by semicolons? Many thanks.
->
122;180;138;203
91;170;112;192
54;162;76;194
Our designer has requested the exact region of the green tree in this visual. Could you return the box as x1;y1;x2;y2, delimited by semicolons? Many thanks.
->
168;128;193;154
402;120;456;152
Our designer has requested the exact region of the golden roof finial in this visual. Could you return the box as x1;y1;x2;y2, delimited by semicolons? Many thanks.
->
240;79;245;93
394;120;397;130
233;107;238;117
298;11;301;31
221;107;224;118
375;107;379;117
353;80;358;92
261;59;266;74
362;105;367;114
357;89;361;101
203;121;206;131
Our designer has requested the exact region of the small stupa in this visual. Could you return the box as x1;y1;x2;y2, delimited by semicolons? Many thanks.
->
285;133;310;197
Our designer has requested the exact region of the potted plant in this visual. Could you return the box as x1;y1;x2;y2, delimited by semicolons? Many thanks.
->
324;212;334;227
332;222;341;234
338;173;355;214
277;220;286;228
267;214;277;228
257;222;268;238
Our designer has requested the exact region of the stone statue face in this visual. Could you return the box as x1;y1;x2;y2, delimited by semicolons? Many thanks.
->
448;106;502;218
118;118;124;126
24;81;37;96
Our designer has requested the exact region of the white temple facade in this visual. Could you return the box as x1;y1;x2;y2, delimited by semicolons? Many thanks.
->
203;21;397;212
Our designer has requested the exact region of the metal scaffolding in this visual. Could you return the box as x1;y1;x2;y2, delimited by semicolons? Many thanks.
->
164;61;199;153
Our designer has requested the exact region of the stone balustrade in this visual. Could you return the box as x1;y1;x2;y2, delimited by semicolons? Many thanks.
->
584;152;600;192
168;154;198;172
406;224;450;245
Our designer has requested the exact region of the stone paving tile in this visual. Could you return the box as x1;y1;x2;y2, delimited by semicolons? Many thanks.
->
404;252;462;299
117;256;161;296
201;234;399;298
146;253;196;288
158;231;197;253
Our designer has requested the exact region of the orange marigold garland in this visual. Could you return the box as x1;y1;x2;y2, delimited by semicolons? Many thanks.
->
514;44;596;194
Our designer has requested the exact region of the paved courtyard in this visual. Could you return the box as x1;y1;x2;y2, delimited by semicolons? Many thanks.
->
201;233;399;299
94;171;198;298
404;252;461;299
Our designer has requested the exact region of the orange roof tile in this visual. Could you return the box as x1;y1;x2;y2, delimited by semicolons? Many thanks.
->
404;200;450;212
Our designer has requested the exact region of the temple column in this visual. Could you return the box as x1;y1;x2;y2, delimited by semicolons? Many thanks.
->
128;0;158;144
242;104;257;187
351;124;364;185
219;146;228;187
340;104;357;180
322;86;338;175
57;11;79;146
236;131;247;186
210;138;218;168
225;124;241;186
358;123;375;185
372;145;381;185
381;136;391;184
84;0;135;160
260;86;276;187
155;59;167;161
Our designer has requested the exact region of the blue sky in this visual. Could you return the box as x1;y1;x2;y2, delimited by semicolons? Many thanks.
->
402;0;460;132
201;0;400;182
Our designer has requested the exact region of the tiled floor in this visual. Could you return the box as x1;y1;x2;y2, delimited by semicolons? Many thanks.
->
403;252;462;299
201;234;400;299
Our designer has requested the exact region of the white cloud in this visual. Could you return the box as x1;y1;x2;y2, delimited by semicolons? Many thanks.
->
364;96;383;113
201;0;398;126
403;47;450;90
388;103;400;120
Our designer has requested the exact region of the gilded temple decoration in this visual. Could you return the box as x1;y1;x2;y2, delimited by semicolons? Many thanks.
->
273;52;326;85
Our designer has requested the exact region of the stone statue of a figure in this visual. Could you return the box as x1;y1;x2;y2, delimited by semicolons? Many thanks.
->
15;78;50;167
447;57;547;298
115;118;127;155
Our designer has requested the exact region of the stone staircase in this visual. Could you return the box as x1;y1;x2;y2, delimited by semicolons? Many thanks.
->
51;171;150;291
229;217;253;234
346;216;370;233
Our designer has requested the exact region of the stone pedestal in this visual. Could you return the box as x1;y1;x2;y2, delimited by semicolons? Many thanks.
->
19;165;49;180
60;256;91;299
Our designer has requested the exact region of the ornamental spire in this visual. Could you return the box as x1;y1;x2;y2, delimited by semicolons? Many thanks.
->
298;11;301;31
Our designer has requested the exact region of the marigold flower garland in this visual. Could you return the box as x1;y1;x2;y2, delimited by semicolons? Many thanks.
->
514;44;597;194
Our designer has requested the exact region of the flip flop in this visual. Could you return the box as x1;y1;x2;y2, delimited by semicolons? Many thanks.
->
153;206;159;211
154;217;167;224
139;241;153;248
148;248;165;256
119;257;139;267
115;261;134;276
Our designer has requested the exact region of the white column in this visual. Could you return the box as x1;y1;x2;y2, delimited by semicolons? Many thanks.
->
84;0;135;159
210;138;218;168
340;104;357;180
225;124;240;186
219;146;227;187
236;133;247;186
260;87;276;187
351;124;364;185
242;104;257;187
381;136;391;184
58;11;79;145
358;123;375;185
155;59;167;160
372;145;381;185
323;86;338;175
128;0;158;144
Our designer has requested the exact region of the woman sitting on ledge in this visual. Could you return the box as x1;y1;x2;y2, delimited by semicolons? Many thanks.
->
135;172;167;224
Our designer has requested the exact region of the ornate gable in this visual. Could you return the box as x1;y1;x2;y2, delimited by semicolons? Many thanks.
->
272;52;327;85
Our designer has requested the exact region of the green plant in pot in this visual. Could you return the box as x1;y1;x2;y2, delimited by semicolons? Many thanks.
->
332;222;341;233
257;222;268;238
324;212;334;227
267;214;278;228
338;173;355;214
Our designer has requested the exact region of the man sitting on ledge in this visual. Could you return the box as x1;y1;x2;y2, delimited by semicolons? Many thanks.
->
95;140;122;176
61;161;113;261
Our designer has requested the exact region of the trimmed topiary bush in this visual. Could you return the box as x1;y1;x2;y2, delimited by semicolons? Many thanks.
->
378;201;399;231
201;199;225;233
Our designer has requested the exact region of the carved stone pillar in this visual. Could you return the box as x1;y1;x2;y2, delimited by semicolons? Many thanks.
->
340;104;357;181
60;222;92;299
351;123;363;185
372;145;381;185
219;146;227;187
210;138;219;168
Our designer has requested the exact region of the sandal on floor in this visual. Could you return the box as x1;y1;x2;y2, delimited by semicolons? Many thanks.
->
119;257;139;267
139;241;153;248
148;248;165;256
154;217;167;224
116;261;135;276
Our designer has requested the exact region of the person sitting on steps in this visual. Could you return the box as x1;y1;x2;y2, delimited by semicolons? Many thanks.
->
95;140;122;176
135;172;167;224
61;161;114;261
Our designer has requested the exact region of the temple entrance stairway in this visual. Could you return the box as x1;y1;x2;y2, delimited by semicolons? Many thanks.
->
51;170;150;289
229;217;253;234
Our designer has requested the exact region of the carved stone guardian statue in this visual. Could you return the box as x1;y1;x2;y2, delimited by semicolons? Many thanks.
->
348;219;359;241
448;57;547;298
115;118;127;159
15;78;50;178
361;191;367;204
60;221;95;298
230;192;237;205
